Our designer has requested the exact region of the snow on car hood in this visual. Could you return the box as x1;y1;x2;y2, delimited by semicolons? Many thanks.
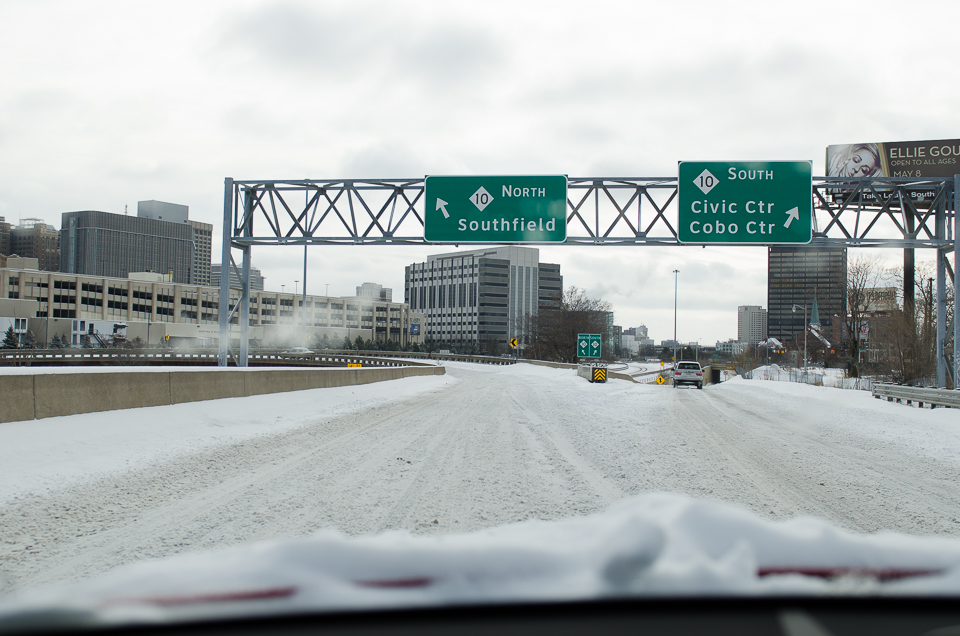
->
3;493;960;628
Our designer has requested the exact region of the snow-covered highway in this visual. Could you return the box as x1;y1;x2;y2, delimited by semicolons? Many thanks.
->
2;361;960;594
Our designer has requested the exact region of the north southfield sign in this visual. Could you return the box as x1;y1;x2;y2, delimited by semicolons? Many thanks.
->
424;175;567;243
677;161;812;244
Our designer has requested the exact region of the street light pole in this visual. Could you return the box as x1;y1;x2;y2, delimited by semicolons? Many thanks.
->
673;270;679;366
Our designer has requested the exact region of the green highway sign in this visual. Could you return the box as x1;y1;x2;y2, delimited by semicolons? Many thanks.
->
677;161;812;244
577;333;601;359
424;175;567;243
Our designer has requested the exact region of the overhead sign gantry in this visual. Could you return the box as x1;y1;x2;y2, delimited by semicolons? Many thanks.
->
218;172;957;388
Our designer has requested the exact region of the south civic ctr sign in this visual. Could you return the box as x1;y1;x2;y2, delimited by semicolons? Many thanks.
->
424;175;567;243
677;161;812;244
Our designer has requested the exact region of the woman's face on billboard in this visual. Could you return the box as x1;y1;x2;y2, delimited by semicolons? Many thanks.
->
840;148;879;177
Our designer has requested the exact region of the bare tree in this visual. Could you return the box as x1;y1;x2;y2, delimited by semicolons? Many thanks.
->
528;287;611;363
874;262;950;384
845;256;886;378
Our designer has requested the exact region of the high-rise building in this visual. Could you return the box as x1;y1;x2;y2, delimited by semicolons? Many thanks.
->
538;262;563;309
211;263;265;291
767;245;846;344
60;210;195;283
10;219;59;272
136;201;212;286
137;200;189;224
187;220;213;285
405;246;562;350
737;305;767;344
0;217;10;256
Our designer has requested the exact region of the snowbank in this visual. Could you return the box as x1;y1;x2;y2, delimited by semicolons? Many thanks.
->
3;493;960;627
0;372;457;503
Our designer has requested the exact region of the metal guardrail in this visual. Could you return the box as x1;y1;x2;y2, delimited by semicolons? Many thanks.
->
0;349;426;368
0;348;518;368
872;384;960;409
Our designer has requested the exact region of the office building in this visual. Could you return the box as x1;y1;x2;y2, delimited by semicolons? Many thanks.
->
404;246;562;350
0;217;10;256
211;263;265;292
716;339;746;355
61;210;195;283
767;245;846;344
187;220;213;285
136;201;212;285
635;324;653;349
357;282;392;302
538;262;563;309
9;219;59;272
737;305;767;344
137;200;189;224
0;262;422;347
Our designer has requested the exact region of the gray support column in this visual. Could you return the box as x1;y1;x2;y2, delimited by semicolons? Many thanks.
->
955;175;960;387
937;193;947;388
173;284;181;327
302;243;308;348
239;188;253;366
937;247;947;387
240;258;251;365
905;207;916;313
218;178;233;367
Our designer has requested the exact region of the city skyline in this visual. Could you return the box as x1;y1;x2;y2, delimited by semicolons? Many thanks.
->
0;1;950;344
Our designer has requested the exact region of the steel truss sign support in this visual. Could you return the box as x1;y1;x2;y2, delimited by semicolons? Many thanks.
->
218;176;958;388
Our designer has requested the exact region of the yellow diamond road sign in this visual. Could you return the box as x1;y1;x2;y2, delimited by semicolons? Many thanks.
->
656;375;665;385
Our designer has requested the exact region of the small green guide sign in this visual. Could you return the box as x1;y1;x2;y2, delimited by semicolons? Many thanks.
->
577;333;601;359
424;175;567;243
677;161;812;244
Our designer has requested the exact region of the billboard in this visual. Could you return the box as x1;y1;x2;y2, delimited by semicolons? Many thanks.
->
826;139;960;179
825;139;959;207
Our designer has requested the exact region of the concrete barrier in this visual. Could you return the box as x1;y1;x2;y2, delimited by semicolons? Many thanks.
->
1;366;445;423
3;376;36;422
170;370;246;404
34;372;171;419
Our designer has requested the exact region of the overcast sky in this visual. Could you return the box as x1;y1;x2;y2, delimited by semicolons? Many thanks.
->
1;0;954;344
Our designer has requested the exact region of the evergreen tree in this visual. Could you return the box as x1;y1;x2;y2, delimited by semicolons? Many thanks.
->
2;326;18;349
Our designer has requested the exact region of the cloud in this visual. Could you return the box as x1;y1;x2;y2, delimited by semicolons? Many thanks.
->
215;2;505;91
339;142;429;179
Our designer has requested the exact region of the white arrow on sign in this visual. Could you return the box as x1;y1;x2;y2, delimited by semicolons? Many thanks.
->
783;206;799;229
436;198;450;219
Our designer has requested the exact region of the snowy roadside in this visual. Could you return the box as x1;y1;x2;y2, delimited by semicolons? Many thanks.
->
0;371;457;504
715;375;960;467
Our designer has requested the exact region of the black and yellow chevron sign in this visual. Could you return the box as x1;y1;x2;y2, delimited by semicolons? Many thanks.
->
593;367;606;382
510;338;518;348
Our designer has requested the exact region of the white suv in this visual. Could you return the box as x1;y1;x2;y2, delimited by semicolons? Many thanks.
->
673;361;703;389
